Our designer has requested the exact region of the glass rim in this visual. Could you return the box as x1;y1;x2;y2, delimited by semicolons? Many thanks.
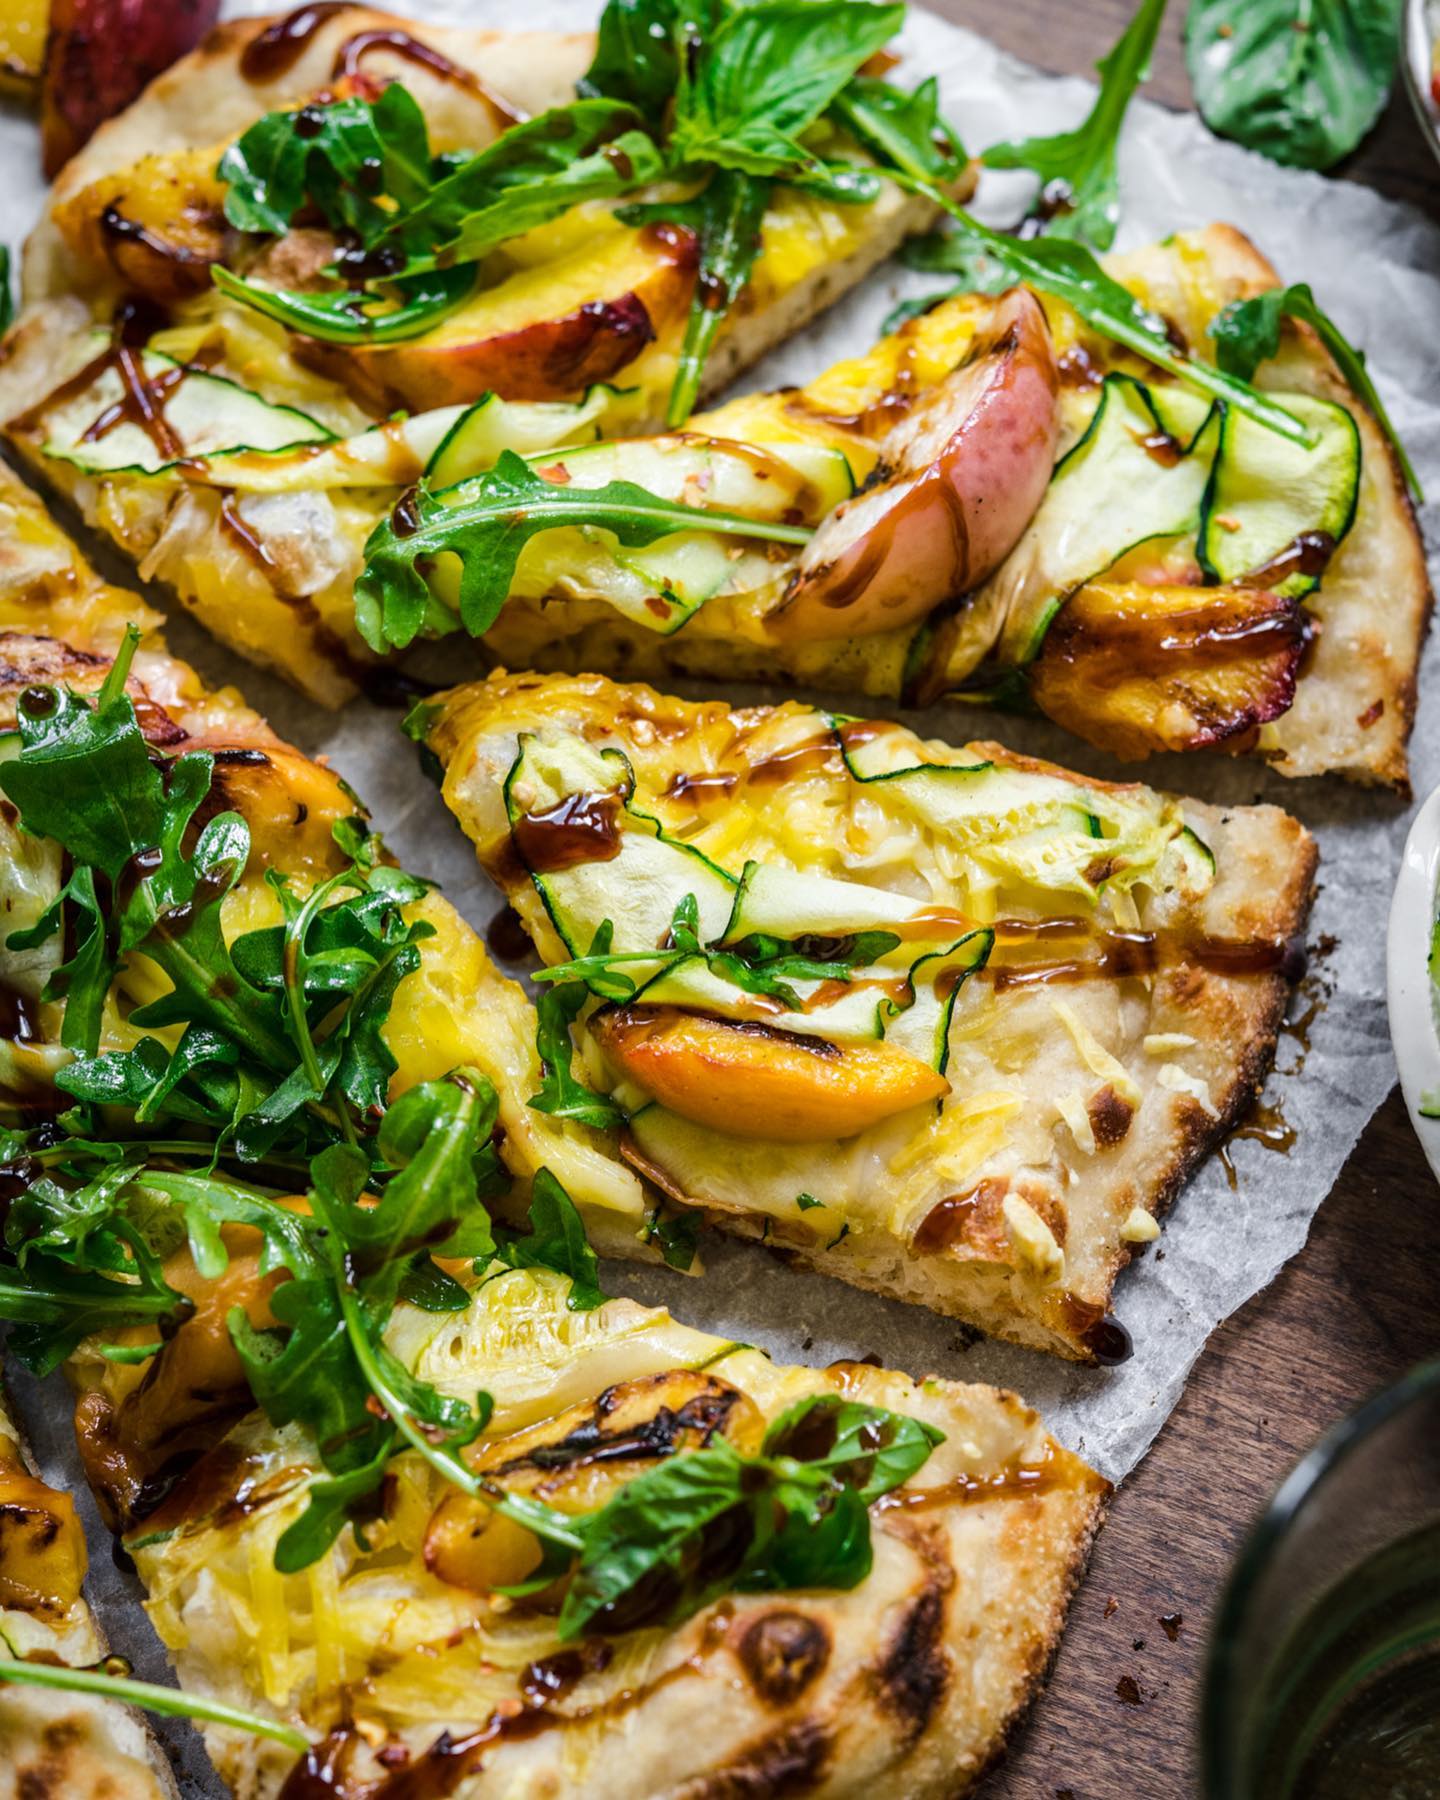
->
1200;1356;1440;1796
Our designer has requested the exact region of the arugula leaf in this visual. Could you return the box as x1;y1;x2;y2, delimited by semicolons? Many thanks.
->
669;0;903;177
646;1206;702;1271
354;449;813;651
220;84;435;244
529;977;628;1132
0;639;442;1172
375;104;663;273
1210;280;1421;500
211;265;476;346
882;211;1317;448
660;169;772;427
1186;0;1403;172
488;1168;607;1310
0;1661;308;1755
983;0;1167;248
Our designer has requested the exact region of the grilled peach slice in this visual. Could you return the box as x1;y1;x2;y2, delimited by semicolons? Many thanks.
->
592;1006;949;1142
0;1443;88;1620
299;223;699;414
41;0;221;176
73;1227;287;1531
52;144;230;302
767;288;1058;641
1028;580;1309;759
425;1371;762;1595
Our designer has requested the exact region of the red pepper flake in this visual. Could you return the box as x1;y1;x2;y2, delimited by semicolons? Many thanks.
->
1115;1674;1143;1706
1357;698;1384;729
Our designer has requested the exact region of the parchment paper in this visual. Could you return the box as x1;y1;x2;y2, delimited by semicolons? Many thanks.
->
2;3;1439;1786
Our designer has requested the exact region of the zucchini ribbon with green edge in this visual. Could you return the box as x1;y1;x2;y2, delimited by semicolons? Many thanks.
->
0;629;942;1639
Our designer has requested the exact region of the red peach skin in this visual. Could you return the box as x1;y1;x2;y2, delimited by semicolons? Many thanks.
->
766;287;1059;641
41;0;220;176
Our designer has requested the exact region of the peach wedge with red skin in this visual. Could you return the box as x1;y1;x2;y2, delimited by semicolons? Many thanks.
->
1027;579;1310;761
592;1005;950;1143
41;0;220;176
768;287;1060;641
300;224;700;413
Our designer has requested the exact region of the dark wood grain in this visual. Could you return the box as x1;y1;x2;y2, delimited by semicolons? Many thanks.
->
923;5;1440;1795
937;0;1440;220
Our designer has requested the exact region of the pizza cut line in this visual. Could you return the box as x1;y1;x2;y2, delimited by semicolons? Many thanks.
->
0;461;1107;1797
0;1371;173;1800
423;668;1317;1363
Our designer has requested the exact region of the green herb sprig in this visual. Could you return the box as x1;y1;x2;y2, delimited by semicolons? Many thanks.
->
983;0;1167;249
353;449;812;652
1210;280;1421;500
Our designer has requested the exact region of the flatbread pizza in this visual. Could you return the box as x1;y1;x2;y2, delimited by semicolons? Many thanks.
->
422;668;1316;1361
0;462;1105;1798
0;0;962;704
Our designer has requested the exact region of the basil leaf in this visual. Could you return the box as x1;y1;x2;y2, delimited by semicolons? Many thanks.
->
763;1394;944;1502
983;0;1166;248
1186;0;1403;171
670;0;904;177
1210;280;1421;499
664;169;772;426
354;449;813;651
490;1168;607;1310
832;74;967;187
558;1440;754;1637
581;0;724;115
211;264;476;346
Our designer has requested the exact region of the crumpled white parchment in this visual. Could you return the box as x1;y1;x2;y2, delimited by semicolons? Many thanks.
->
2;5;1439;1786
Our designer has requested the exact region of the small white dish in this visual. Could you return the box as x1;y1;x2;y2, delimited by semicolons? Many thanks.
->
1402;0;1440;173
1386;783;1440;1179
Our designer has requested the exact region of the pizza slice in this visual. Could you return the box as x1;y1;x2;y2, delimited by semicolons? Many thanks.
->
0;1374;172;1799
0;464;1106;1796
422;668;1316;1362
0;0;964;703
360;226;1419;787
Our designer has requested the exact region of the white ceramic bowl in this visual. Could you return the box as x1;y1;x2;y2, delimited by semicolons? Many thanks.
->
1386;783;1440;1178
1402;0;1440;172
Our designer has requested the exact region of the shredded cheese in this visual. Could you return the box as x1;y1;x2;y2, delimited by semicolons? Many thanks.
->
1157;1061;1219;1117
1051;999;1142;1107
1144;1032;1197;1055
1056;1089;1097;1156
1120;1206;1160;1244
1002;1196;1065;1285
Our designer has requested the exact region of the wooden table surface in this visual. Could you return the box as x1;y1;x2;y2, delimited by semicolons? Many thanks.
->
926;6;1440;1798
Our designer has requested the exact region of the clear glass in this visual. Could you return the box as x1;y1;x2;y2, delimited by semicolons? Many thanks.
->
1203;1360;1440;1799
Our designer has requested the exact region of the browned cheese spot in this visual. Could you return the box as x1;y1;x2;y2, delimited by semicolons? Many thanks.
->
875;1582;950;1738
1087;1083;1135;1150
738;1611;831;1706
